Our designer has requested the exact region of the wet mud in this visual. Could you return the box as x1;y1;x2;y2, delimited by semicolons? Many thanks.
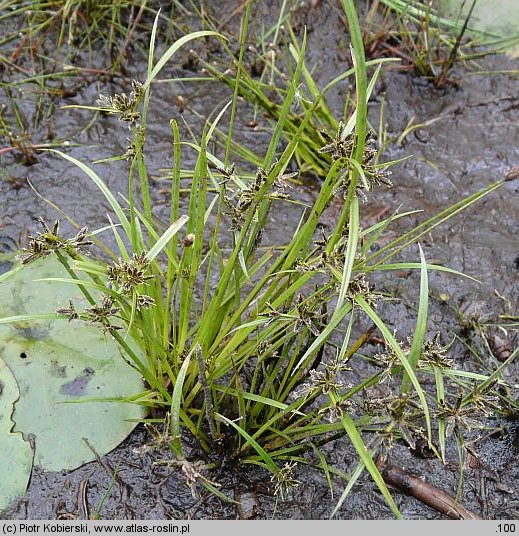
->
1;0;518;520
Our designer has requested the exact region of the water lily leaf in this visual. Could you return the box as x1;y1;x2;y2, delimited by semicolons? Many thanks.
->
0;357;33;512
441;0;519;45
0;256;145;471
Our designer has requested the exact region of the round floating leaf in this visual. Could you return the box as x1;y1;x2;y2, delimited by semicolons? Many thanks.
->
445;0;519;31
0;357;33;512
0;256;145;471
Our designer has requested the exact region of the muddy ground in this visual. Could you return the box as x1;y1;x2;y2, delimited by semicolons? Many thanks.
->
1;0;518;520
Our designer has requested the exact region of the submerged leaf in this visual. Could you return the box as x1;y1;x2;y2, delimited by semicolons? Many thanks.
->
0;357;33;513
0;257;145;471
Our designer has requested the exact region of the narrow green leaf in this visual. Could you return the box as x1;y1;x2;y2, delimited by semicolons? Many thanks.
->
207;100;232;143
0;313;59;324
337;411;401;518
433;366;447;462
294;301;353;371
334;196;359;315
263;30;307;168
146;215;189;263
213;386;304;415
170;353;191;459
373;262;479;283
331;456;366;518
367;179;506;266
143;32;223;92
311;444;334;499
106;214;129;261
401;244;428;393
46;150;131;237
216;413;279;474
355;295;431;439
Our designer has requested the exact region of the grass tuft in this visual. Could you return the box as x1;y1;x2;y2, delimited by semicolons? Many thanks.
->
1;1;517;518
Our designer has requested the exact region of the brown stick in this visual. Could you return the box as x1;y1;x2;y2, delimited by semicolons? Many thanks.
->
382;465;482;520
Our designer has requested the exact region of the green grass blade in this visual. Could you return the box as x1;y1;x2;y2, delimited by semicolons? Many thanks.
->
146;215;189;263
214;386;304;415
368;179;506;266
331;454;367;518
142;31;223;92
170;353;191;459
200;479;237;504
216;413;279;474
355;295;431;439
224;2;250;166
400;244;428;394
47;149;130;236
294;301;353;372
262;30;306;169
0;313;60;324
106;214;130;261
207;100;232;143
334;196;359;315
311;444;334;499
433;366;447;462
337;410;401;518
371;262;479;283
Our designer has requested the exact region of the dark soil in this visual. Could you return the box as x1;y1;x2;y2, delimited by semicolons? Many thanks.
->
1;0;518;520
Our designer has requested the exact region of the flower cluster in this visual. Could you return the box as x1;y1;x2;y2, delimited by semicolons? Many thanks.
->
346;273;379;306
84;295;121;334
17;219;92;266
55;250;155;333
437;381;502;437
108;251;152;292
107;251;155;311
318;121;354;161
417;332;454;369
221;163;293;231
364;391;425;449
319;124;392;200
293;355;352;405
97;80;143;126
271;462;300;500
375;334;452;383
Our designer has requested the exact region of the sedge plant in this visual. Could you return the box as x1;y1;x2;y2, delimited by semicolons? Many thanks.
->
2;1;517;519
